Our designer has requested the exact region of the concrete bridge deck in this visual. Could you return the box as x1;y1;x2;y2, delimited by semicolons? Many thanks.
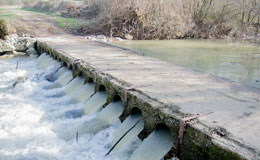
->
37;35;260;160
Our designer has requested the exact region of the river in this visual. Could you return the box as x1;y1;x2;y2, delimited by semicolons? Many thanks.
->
0;55;174;160
0;56;140;160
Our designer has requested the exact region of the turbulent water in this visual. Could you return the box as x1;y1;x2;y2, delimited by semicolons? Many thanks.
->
0;55;144;160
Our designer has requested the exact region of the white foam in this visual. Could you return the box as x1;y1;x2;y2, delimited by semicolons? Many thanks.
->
0;57;138;160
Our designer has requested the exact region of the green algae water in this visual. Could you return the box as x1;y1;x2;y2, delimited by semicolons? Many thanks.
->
113;40;260;89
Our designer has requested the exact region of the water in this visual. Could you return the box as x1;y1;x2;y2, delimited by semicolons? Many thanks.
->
130;128;173;160
47;67;67;82
77;101;124;136
114;40;260;89
81;91;107;115
0;54;175;160
0;56;137;160
70;82;95;103
110;113;144;152
46;70;73;89
61;77;85;95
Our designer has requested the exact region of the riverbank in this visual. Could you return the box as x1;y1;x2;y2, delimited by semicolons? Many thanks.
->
19;0;260;43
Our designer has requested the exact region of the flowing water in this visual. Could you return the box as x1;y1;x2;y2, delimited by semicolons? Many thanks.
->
113;40;260;89
70;82;95;103
81;91;107;115
0;55;143;160
45;70;73;89
130;128;173;160
110;113;144;153
1;54;174;160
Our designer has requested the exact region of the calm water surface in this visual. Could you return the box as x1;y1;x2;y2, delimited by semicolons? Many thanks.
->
113;40;260;89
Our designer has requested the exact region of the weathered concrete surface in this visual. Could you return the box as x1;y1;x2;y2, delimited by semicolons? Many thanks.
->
37;35;260;160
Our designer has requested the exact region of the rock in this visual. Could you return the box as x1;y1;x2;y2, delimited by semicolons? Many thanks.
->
13;51;28;57
0;33;36;56
5;34;18;46
12;76;27;87
125;34;133;40
114;37;124;41
84;35;109;42
15;37;36;52
97;35;106;39
0;39;15;55
0;19;16;39
26;47;37;55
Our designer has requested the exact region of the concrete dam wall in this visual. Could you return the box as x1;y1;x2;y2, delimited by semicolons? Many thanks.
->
35;36;260;160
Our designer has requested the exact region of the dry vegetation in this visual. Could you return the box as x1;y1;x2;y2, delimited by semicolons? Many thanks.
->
80;0;260;40
3;0;260;41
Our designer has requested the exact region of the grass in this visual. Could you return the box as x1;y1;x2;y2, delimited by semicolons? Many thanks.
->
55;17;86;30
22;8;58;16
21;8;86;30
0;9;16;20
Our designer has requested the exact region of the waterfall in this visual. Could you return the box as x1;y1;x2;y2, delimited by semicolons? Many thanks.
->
130;127;173;160
38;56;54;68
70;82;95;103
78;101;124;135
45;70;73;89
47;66;67;82
53;67;67;80
0;54;178;160
36;53;47;63
81;91;107;115
109;113;144;153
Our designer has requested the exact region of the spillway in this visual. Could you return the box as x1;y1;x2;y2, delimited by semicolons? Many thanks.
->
45;70;73;89
36;52;47;63
52;77;85;98
81;91;107;115
109;113;144;153
78;101;124;136
130;126;173;160
70;82;95;103
1;34;256;160
0;56;142;160
49;67;68;82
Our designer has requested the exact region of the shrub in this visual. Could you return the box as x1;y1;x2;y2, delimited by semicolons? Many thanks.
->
0;19;15;39
0;19;8;39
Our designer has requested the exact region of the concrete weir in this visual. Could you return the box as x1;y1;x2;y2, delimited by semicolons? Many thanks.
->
36;36;260;160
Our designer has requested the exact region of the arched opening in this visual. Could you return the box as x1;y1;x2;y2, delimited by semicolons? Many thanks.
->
131;107;142;115
62;62;67;67
113;95;121;102
155;123;171;133
78;71;83;77
68;64;73;70
98;85;106;92
87;77;94;83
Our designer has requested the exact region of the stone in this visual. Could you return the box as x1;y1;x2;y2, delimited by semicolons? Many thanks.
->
115;37;124;41
13;51;28;57
97;35;106;39
26;47;37;55
124;33;133;40
0;39;15;55
15;37;36;52
5;34;18;46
